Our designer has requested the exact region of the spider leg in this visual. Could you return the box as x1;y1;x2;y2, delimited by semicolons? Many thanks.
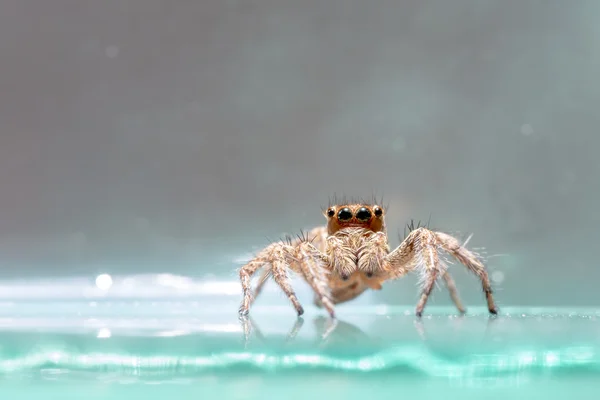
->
413;236;441;317
384;227;496;316
248;268;271;307
271;256;305;315
239;259;265;317
295;240;335;318
441;271;466;314
238;242;304;317
435;231;497;314
250;227;328;308
379;229;437;316
239;237;333;318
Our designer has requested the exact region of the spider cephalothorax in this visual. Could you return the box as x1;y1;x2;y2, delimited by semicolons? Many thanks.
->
238;200;497;318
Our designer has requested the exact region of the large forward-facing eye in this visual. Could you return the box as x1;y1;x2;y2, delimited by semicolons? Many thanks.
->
355;207;372;222
337;207;352;222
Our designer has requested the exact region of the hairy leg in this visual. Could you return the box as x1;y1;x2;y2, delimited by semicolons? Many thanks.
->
238;242;302;317
435;231;497;314
441;271;466;314
250;226;328;305
238;234;333;318
413;232;441;317
248;268;270;307
384;227;497;316
296;240;335;317
239;260;265;317
271;254;305;316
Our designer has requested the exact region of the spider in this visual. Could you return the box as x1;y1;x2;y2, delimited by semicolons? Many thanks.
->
238;199;498;319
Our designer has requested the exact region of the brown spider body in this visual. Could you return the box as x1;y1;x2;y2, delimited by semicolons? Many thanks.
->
238;201;497;319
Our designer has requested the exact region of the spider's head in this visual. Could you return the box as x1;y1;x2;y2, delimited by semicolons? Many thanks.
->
324;203;386;235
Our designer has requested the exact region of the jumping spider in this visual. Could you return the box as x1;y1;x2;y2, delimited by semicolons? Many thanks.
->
238;200;498;318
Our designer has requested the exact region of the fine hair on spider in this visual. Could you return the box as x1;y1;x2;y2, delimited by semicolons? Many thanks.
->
322;194;390;215
402;216;432;240
238;197;498;319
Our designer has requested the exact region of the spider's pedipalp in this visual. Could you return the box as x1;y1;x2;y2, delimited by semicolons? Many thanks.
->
326;235;357;280
357;231;389;277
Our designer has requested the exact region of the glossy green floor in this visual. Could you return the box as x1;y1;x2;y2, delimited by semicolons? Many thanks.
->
0;296;598;399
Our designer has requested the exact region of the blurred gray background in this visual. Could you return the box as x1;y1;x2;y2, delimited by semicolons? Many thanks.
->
0;0;598;306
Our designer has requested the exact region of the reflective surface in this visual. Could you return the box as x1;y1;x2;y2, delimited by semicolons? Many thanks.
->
0;276;598;398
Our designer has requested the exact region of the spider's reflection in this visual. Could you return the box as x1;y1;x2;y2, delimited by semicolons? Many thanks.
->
240;313;499;349
413;314;498;340
413;313;499;358
240;315;371;348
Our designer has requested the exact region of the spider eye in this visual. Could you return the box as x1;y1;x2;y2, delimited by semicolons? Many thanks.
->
337;207;352;222
326;208;335;218
356;207;372;222
373;206;383;217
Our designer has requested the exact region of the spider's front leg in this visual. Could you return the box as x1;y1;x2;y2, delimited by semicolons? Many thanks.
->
383;227;498;317
238;239;335;318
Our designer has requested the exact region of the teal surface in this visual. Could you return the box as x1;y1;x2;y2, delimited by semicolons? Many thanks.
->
0;298;598;399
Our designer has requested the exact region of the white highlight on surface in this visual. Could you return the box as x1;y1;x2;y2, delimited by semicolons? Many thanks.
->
0;274;246;299
155;274;193;290
374;305;389;315
519;352;535;365
95;274;113;291
545;352;559;366
154;330;191;337
49;352;62;362
491;270;505;284
105;45;119;58
97;328;111;339
520;124;534;136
